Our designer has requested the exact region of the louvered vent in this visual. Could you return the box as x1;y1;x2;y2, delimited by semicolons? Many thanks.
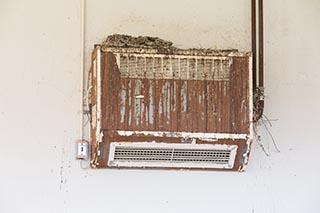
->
108;142;238;169
116;53;232;81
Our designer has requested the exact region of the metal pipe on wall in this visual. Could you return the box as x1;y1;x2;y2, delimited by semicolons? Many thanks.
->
251;0;257;90
258;0;264;88
252;0;264;122
80;0;86;139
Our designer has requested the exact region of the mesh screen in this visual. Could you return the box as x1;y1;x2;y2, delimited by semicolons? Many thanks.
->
118;54;231;81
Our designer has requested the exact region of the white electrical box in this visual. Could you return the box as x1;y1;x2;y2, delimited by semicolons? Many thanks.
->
76;140;89;160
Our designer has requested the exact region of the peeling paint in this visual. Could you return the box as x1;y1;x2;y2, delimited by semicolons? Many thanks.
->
117;130;248;140
90;44;253;171
96;46;102;144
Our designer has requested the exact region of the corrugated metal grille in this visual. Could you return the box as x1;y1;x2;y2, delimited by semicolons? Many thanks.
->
118;54;231;81
114;147;231;163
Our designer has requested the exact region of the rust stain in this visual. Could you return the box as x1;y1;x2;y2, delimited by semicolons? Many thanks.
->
99;52;249;134
90;45;252;171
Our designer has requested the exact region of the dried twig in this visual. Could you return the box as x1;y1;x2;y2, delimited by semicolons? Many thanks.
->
262;113;272;127
261;118;280;152
253;123;270;156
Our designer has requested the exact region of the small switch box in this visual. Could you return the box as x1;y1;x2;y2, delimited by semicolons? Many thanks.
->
76;140;89;160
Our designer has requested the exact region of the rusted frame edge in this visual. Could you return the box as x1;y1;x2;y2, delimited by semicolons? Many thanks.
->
91;46;103;167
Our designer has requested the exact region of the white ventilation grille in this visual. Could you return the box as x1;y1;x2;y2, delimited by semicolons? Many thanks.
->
116;53;232;81
108;142;238;169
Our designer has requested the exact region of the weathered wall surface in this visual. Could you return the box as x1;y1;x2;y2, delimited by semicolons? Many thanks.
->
1;0;319;212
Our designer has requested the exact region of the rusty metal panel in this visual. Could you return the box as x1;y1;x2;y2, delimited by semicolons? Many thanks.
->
90;47;252;171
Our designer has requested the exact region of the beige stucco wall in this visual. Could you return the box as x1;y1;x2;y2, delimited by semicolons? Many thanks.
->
1;0;319;212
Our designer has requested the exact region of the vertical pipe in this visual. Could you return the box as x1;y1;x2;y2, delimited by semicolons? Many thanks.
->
251;0;257;90
252;0;264;122
258;0;264;87
80;0;86;139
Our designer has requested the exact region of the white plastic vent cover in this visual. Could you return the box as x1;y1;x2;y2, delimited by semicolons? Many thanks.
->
108;142;238;169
